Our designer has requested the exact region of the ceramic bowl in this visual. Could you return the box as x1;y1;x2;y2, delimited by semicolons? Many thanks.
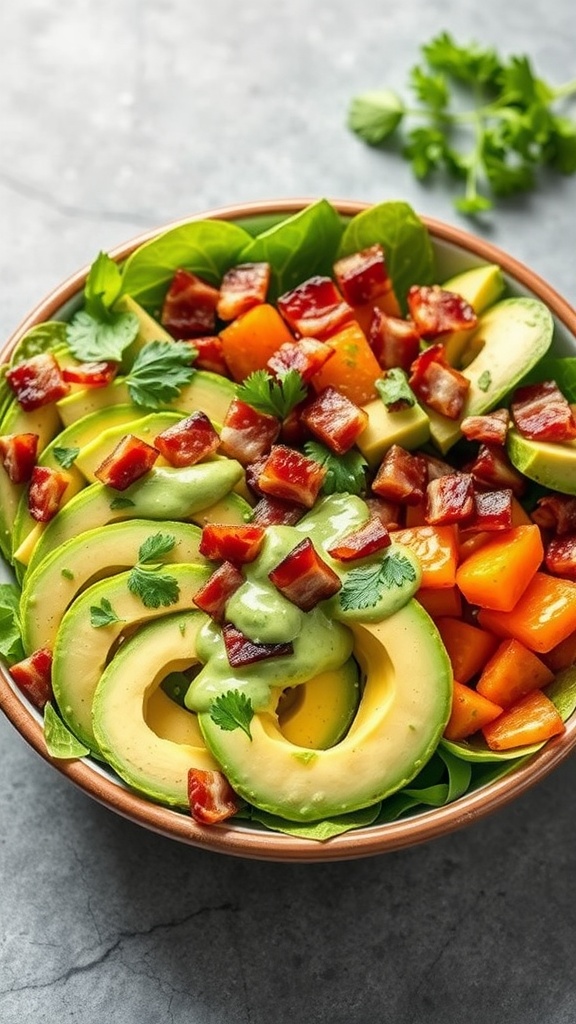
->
1;198;575;862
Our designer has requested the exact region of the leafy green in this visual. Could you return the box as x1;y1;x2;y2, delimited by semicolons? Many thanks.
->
477;370;492;393
0;583;25;666
67;252;139;362
519;356;576;401
90;597;122;628
375;368;416;410
303;441;368;496
339;553;418;611
9;322;68;367
125;340;196;409
127;565;180;609
138;531;176;565
250;802;381;840
109;495;136;510
348;90;405;144
43;703;90;759
52;445;80;469
237;369;307;420
210;689;254;740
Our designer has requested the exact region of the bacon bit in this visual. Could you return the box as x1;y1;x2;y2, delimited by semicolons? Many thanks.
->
250;495;304;527
462;489;514;533
409;344;470;420
511;380;576;442
532;495;576;535
368;309;421;371
10;648;53;710
267;338;334;383
94;434;159;491
61;361;118;388
257;445;327;508
154;412;220;467
407;285;478;341
545;534;576;580
0;432;38;483
277;276;354;339
6;353;70;410
188;768;240;825
217;262;270;321
468;444;526;498
222;623;294;666
333;244;397;307
219;399;280;466
327;517;391;562
193;561;245;622
372;445;428;506
199;524;266;564
425;473;475;526
279;402;310;447
269;537;342;611
161;268;220;338
364;496;403;531
461;408;509;445
301;386;369;455
192;336;230;377
421;453;454;482
28;466;69;522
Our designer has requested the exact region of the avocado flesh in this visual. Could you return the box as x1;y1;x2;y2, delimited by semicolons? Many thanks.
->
277;657;361;749
356;399;430;468
74;410;185;481
52;562;211;752
440;264;505;365
198;600;452;822
507;427;576;495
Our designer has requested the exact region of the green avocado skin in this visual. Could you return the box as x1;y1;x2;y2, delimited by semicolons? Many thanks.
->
507;427;576;496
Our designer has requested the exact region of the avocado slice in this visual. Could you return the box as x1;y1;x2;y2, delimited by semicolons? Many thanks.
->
114;294;175;371
440;263;505;365
52;562;211;752
356;398;430;467
507;427;576;495
74;410;185;481
277;657;360;749
197;600;452;822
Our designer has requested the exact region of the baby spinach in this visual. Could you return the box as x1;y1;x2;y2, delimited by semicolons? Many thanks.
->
9;322;68;367
249;801;382;841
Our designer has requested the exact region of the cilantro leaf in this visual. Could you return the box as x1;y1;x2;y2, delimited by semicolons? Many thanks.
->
339;553;417;611
375;368;416;410
236;369;307;420
109;495;136;510
52;445;80;469
90;598;122;628
347;90;405;144
125;340;196;410
127;565;180;609
67;252;139;362
209;689;254;741
43;703;90;759
477;370;492;392
0;583;25;666
303;441;367;496
138;532;177;565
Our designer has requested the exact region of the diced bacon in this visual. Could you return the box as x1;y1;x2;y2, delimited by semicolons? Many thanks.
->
468;444;526;498
193;561;245;622
28;466;69;522
154;412;220;467
545;534;576;580
94;434;159;491
222;623;294;666
217;262;270;321
280;403;310;447
61;361;118;388
269;538;342;610
409;344;470;420
244;456;268;498
532;495;576;535
461;409;509;445
199;524;265;564
6;352;70;410
0;432;38;483
333;244;397;307
266;338;334;382
188;768;240;824
10;648;53;710
327;517;391;561
300;386;369;455
421;453;454;482
368;309;421;371
425;473;475;525
462;489;514;532
192;336;230;376
371;445;427;506
250;495;304;527
161;268;220;338
407;285;478;340
277;276;354;339
219;398;280;466
511;381;576;442
364;496;403;531
257;445;327;508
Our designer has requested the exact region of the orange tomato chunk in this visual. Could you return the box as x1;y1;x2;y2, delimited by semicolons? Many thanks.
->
220;304;294;382
391;525;459;589
482;690;565;750
435;617;499;685
311;321;381;406
477;572;576;653
443;681;503;741
455;524;544;611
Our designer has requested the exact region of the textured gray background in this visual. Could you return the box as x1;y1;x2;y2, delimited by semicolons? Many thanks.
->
1;2;576;1022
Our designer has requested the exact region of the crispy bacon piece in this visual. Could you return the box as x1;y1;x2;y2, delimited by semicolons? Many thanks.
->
279;402;310;447
545;534;576;580
407;285;478;340
28;466;69;522
333;244;397;307
154;412;220;467
267;338;334;383
368;309;421;371
511;380;576;442
61;361;118;388
199;524;266;564
364;496;403;531
277;276;353;339
192;336;230;377
327;517;391;561
532;495;576;535
6;353;70;410
421;453;454;482
257;445;326;508
219;398;280;466
217;262;270;321
468;444;526;498
425;473;475;525
250;495;304;527
161;268;220;338
10;648;53;710
409;344;470;420
188;768;240;824
94;434;159;491
269;538;341;611
222;623;294;666
0;432;38;483
463;489;514;532
193;561;245;622
372;445;427;506
461;408;509;445
300;386;369;455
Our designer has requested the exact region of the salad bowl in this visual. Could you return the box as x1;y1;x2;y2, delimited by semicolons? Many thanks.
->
1;197;575;862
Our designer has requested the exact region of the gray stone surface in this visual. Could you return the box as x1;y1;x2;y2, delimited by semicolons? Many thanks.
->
1;2;576;1022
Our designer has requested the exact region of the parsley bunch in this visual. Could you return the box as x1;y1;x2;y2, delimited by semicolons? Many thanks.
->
348;32;576;214
236;369;307;420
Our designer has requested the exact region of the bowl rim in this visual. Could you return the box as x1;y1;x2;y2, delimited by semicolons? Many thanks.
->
1;196;576;862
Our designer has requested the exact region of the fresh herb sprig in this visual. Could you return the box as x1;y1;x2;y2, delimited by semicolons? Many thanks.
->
67;252;140;360
127;533;180;609
339;553;417;612
125;340;196;409
210;689;254;740
236;369;307;420
304;441;368;496
348;32;576;214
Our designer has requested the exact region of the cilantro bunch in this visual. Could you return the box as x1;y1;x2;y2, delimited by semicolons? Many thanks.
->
348;32;576;214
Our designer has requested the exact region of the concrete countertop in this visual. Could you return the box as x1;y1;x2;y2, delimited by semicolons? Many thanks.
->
1;2;575;1022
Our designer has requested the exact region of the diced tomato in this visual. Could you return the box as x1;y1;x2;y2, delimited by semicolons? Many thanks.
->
277;276;354;339
463;489;514;532
482;689;565;750
61;361;118;387
269;538;342;610
372;445;427;505
368;310;421;372
327;517;391;561
460;408;509;445
161;268;220;338
217;262;270;321
425;473;475;525
257;445;326;508
188;768;240;824
28;466;69;522
193;561;245;622
6;352;70;410
250;495;305;527
199;524;266;564
511;381;576;442
301;386;369;455
409;344;470;419
407;285;478;340
532;495;576;535
468;444;526;498
154;412;220;467
94;434;159;490
222;623;294;666
267;338;334;382
192;336;230;377
0;432;38;483
10;648;53;710
545;534;576;580
219;398;280;466
333;244;397;307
